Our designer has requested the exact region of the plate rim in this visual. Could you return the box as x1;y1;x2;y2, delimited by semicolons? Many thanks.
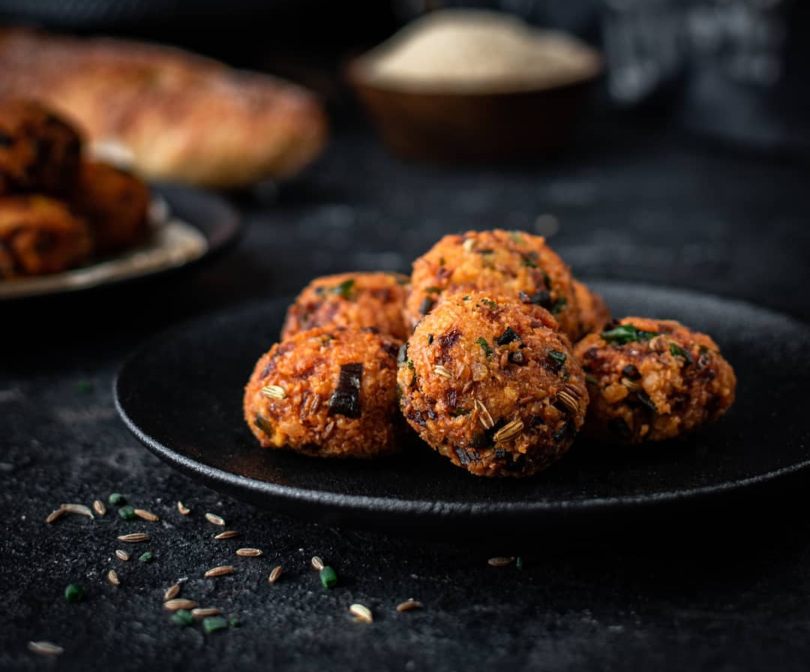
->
114;283;810;520
0;182;242;302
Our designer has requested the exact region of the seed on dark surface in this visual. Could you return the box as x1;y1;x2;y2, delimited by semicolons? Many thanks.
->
202;616;229;634
28;641;63;656
138;551;154;563
328;363;363;419
311;556;325;571
192;608;222;620
236;548;263;557
108;493;127;506
495;327;520;346
117;532;150;543
171;609;194;626
134;508;159;522
64;583;84;603
164;584;181;601
118;505;137;521
115;549;130;562
487;556;514;567
165;599;198;611
350;604;373;623
205;565;235;578
205;512;225;526
268;566;283;584
45;508;64;524
396;599;423;613
106;570;120;586
61;503;94;519
177;501;191;515
214;530;239;540
92;500;107;516
320;566;338;589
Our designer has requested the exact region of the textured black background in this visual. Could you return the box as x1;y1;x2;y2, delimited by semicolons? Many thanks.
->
2;116;810;671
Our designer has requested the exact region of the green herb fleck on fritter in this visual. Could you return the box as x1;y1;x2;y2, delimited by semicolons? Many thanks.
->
601;324;657;345
476;337;493;359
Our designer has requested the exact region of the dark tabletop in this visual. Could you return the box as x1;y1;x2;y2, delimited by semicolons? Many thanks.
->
2;117;810;672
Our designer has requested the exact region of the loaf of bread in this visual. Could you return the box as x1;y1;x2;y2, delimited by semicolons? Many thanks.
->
0;29;328;189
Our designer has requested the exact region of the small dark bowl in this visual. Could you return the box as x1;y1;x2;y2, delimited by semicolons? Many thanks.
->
347;60;601;163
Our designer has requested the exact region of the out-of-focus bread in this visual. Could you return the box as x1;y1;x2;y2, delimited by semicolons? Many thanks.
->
0;29;328;189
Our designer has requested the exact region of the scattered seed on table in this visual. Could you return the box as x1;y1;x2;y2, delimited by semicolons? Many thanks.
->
214;530;239;540
28;641;63;656
236;548;262;558
64;583;84;603
204;565;234;578
92;500;107;516
108;493;127;506
138;551;154;563
164;599;198;611
396;599;423;613
487;556;514;567
134;508;159;522
349;604;373;624
319;566;338;589
202;616;229;634
60;503;94;519
45;508;64;524
205;512;225;526
268;566;283;584
106;570;120;586
115;549;130;562
118;505;137;521
310;556;324;571
192;607;221;620
117;532;150;543
164;583;181;601
177;501;191;516
171;609;194;626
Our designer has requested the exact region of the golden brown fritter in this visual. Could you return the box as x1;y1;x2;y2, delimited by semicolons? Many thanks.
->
573;280;611;340
244;327;402;458
282;272;409;341
0;99;81;195
72;160;150;255
574;317;736;443
405;229;580;340
398;291;587;477
0;195;91;277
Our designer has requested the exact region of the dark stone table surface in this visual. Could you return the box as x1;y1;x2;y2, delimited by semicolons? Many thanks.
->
2;120;810;671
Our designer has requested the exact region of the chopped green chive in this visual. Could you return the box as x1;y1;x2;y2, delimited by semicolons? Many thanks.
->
601;324;657;345
333;278;355;300
480;298;498;310
118;505;136;520
108;493;127;506
521;252;538;268
450;407;470;417
202;616;229;634
476;337;493;359
548;350;567;367
669;343;692;364
138;551;154;563
496;327;520;346
320;566;338;589
171;609;194;626
64;583;84;603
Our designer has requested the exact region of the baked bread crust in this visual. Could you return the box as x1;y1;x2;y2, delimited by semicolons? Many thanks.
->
0;29;328;188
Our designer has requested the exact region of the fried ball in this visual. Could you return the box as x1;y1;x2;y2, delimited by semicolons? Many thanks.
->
398;291;588;477
405;229;580;340
244;327;402;458
573;280;611;340
72;161;150;255
282;272;409;341
0;100;82;195
0;195;91;277
574;317;736;443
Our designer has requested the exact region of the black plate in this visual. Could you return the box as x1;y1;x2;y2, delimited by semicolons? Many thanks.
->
115;282;810;532
0;183;241;302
